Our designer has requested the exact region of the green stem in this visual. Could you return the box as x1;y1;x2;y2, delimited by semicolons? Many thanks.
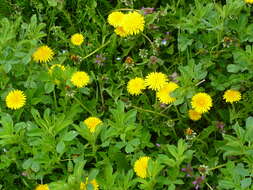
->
206;182;214;190
82;40;111;60
73;96;93;115
141;33;155;50
132;105;171;119
113;8;136;12
53;89;58;109
208;163;226;171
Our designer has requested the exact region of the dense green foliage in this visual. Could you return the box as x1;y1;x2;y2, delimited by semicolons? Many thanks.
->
1;0;253;189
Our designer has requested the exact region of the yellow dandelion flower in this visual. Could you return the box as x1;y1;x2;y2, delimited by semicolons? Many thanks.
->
188;109;202;121
71;71;90;88
134;156;150;178
35;184;49;190
223;89;241;103
32;45;54;63
121;12;145;35
191;92;212;113
145;72;168;91
71;33;84;46
114;27;128;37
156;82;179;104
84;117;102;133
6;90;26;110
245;0;253;3
127;77;146;95
48;64;65;74
80;179;99;190
108;11;125;27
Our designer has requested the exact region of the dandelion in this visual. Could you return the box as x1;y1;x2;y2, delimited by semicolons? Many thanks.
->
80;179;99;190
114;27;128;37
156;82;179;104
32;45;54;63
71;33;84;46
6;90;26;110
223;89;241;103
121;12;145;35
71;71;90;88
145;72;168;91
108;11;125;27
245;0;253;3
84;117;102;133
188;109;202;121
35;184;49;190
191;93;212;113
134;156;150;178
48;64;65;74
127;77;146;95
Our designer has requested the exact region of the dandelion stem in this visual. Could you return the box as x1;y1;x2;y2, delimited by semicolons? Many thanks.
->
73;96;93;115
206;182;214;190
141;33;155;50
53;89;58;109
208;163;226;171
82;40;111;61
132;105;170;119
113;8;136;12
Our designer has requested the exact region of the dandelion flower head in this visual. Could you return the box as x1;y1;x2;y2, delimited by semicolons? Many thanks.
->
32;45;54;63
223;89;241;103
108;11;125;27
114;27;128;37
188;109;202;121
191;92;212;113
71;71;90;88
127;77;146;95
121;12;145;35
134;156;150;178
6;90;26;110
245;0;253;4
84;117;102;133
156;82;179;104
35;184;49;190
145;72;168;91
71;33;84;46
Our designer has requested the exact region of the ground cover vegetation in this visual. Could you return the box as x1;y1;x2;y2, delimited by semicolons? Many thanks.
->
1;0;253;189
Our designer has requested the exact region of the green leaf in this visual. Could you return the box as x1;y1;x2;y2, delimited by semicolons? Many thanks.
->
3;63;12;73
245;117;253;142
56;141;65;154
22;159;32;170
241;178;251;188
178;34;193;52
62;131;78;141
47;0;57;6
31;161;40;172
44;82;55;94
227;64;242;73
125;144;134;153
